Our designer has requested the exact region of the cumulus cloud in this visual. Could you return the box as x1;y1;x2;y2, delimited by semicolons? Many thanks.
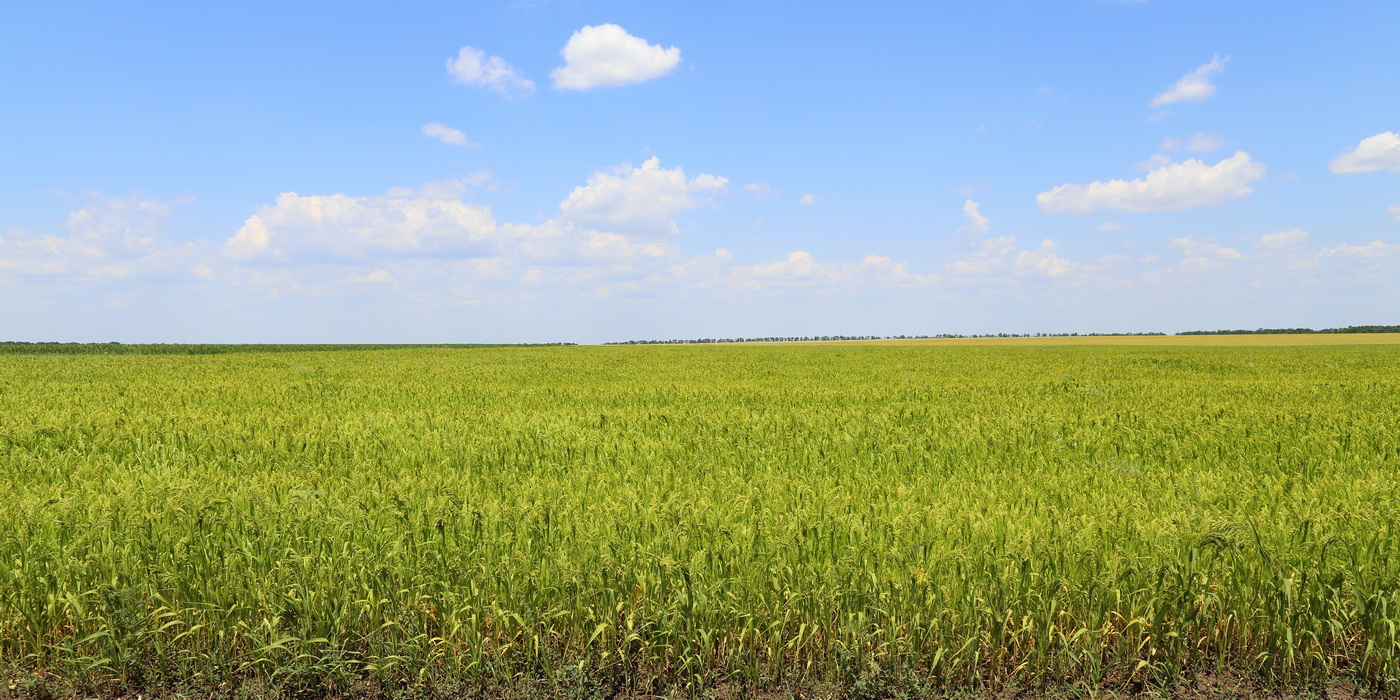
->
0;194;204;282
420;122;480;148
558;157;727;236
943;202;1082;280
223;156;726;292
225;192;499;262
798;193;817;206
725;252;926;293
957;200;988;234
1036;152;1266;215
1092;221;1129;232
447;46;535;99
1014;240;1078;277
387;171;501;200
743;182;782;201
550;24;681;90
1330;132;1400;174
1170;235;1242;271
1150;55;1227;107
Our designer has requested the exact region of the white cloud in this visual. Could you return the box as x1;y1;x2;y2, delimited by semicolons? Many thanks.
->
1162;132;1227;153
550;24;681;90
0;194;204;282
558;157;727;237
743;182;782;201
224;156;725;292
420;122;481;149
225;192;499;262
668;248;734;280
387;172;500;200
1015;240;1077;278
947;235;1018;276
1259;227;1310;249
944;202;1083;281
1135;153;1173;171
1150;55;1228;107
1092;221;1129;232
1319;240;1397;258
346;269;397;285
1170;235;1242;271
957;200;988;234
1036;152;1267;215
946;234;1082;280
1390;204;1400;222
446;46;535;99
1330;132;1400;174
798;193;817;206
726;251;926;292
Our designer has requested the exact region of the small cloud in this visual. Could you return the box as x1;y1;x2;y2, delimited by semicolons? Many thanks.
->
1170;235;1242;271
447;46;536;99
1035;86;1055;97
1037;151;1266;215
347;269;397;284
388;171;499;199
1162;132;1227;153
753;217;764;228
743;182;783;201
1259;227;1310;249
194;264;215;280
1092;221;1129;232
958;200;989;235
953;183;986;196
1150;55;1227;107
1135;153;1173;171
798;193;817;206
1331;132;1400;174
551;24;681;90
1389;204;1400;223
1319;240;1397;258
421;122;481;149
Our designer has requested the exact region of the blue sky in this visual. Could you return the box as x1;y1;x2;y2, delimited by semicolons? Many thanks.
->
2;1;1398;343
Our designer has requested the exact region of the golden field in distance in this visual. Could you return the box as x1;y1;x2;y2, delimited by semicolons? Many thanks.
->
746;333;1400;347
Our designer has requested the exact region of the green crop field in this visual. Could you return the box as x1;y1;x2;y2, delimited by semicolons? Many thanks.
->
2;343;1399;698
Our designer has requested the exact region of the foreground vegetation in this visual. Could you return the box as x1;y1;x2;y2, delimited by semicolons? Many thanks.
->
2;343;1398;697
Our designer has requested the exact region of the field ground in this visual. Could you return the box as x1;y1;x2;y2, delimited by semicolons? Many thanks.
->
2;343;1398;698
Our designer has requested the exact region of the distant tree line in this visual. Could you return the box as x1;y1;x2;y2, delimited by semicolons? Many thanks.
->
0;342;576;355
605;331;1170;345
1178;325;1400;335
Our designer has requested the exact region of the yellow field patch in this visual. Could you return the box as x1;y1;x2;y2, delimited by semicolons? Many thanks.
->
769;332;1400;347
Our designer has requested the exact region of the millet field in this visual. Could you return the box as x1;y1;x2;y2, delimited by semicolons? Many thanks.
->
2;341;1398;697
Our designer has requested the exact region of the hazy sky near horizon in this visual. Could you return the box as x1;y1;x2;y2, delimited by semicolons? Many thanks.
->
3;1;1398;343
